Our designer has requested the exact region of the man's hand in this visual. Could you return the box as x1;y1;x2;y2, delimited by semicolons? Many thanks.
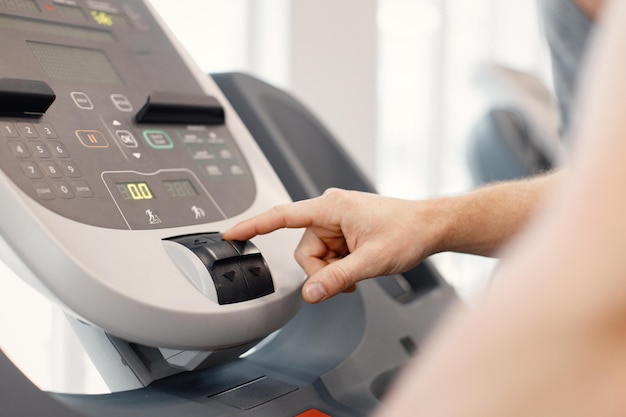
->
223;188;438;303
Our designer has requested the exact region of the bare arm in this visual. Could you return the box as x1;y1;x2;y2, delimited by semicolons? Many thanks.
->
224;171;559;302
430;170;562;256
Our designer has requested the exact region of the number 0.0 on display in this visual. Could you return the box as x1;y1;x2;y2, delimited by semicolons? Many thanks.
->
116;182;154;200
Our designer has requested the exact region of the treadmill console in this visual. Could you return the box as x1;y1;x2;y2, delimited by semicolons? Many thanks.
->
0;0;303;351
0;2;462;415
0;1;254;230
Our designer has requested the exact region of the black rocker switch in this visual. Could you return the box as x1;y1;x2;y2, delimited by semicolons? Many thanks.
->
0;78;56;116
164;233;274;305
135;91;225;125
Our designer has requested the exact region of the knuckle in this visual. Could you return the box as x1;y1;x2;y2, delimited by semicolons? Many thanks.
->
323;187;343;199
322;187;348;207
293;248;306;265
269;203;288;216
327;264;352;291
269;203;290;226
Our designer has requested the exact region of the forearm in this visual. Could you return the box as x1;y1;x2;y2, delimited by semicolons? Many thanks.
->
422;169;564;258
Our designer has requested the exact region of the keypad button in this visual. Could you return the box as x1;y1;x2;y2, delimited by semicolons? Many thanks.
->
40;161;63;178
229;165;245;175
71;180;94;198
207;131;225;144
17;122;39;138
219;149;234;159
205;165;223;176
32;182;55;200
143;130;173;149
116;130;138;148
60;161;81;178
71;91;94;110
191;149;216;160
53;181;75;199
76;129;109;148
20;161;44;179
8;141;31;158
110;94;133;112
36;123;58;139
49;141;70;158
29;141;51;158
0;122;18;138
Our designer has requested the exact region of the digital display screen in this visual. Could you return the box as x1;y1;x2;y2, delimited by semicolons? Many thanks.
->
163;180;199;198
116;182;154;200
27;41;123;85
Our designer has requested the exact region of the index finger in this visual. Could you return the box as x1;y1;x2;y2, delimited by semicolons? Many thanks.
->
222;198;320;241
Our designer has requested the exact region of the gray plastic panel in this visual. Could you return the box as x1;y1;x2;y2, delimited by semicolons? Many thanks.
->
0;0;305;350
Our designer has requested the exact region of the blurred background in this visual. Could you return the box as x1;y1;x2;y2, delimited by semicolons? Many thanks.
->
0;0;553;395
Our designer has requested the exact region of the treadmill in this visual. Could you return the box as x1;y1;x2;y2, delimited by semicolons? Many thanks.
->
0;1;459;415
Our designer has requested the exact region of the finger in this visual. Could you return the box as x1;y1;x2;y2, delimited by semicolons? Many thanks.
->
223;199;321;241
293;228;346;276
302;247;380;303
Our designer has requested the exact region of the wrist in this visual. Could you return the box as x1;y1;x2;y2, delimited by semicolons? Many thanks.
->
409;197;453;258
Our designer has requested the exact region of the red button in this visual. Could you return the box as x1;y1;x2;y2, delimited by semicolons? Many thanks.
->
295;409;331;417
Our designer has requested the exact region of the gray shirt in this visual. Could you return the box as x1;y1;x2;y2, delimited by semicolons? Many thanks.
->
538;0;594;137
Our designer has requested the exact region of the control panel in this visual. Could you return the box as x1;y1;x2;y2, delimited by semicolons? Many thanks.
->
0;0;255;230
0;3;462;415
0;0;304;351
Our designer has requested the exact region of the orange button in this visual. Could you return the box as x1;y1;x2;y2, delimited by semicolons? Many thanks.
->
76;130;109;148
295;409;331;417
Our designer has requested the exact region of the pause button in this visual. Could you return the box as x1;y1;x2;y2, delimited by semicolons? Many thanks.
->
75;130;109;148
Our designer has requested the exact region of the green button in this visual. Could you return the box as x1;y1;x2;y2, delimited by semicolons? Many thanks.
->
142;130;174;149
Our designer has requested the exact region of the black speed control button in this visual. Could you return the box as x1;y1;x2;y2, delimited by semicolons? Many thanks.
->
164;233;275;304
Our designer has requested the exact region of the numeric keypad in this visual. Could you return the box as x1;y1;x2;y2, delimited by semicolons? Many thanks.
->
2;121;92;200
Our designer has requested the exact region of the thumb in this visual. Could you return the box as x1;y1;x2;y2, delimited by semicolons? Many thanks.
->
302;250;378;303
